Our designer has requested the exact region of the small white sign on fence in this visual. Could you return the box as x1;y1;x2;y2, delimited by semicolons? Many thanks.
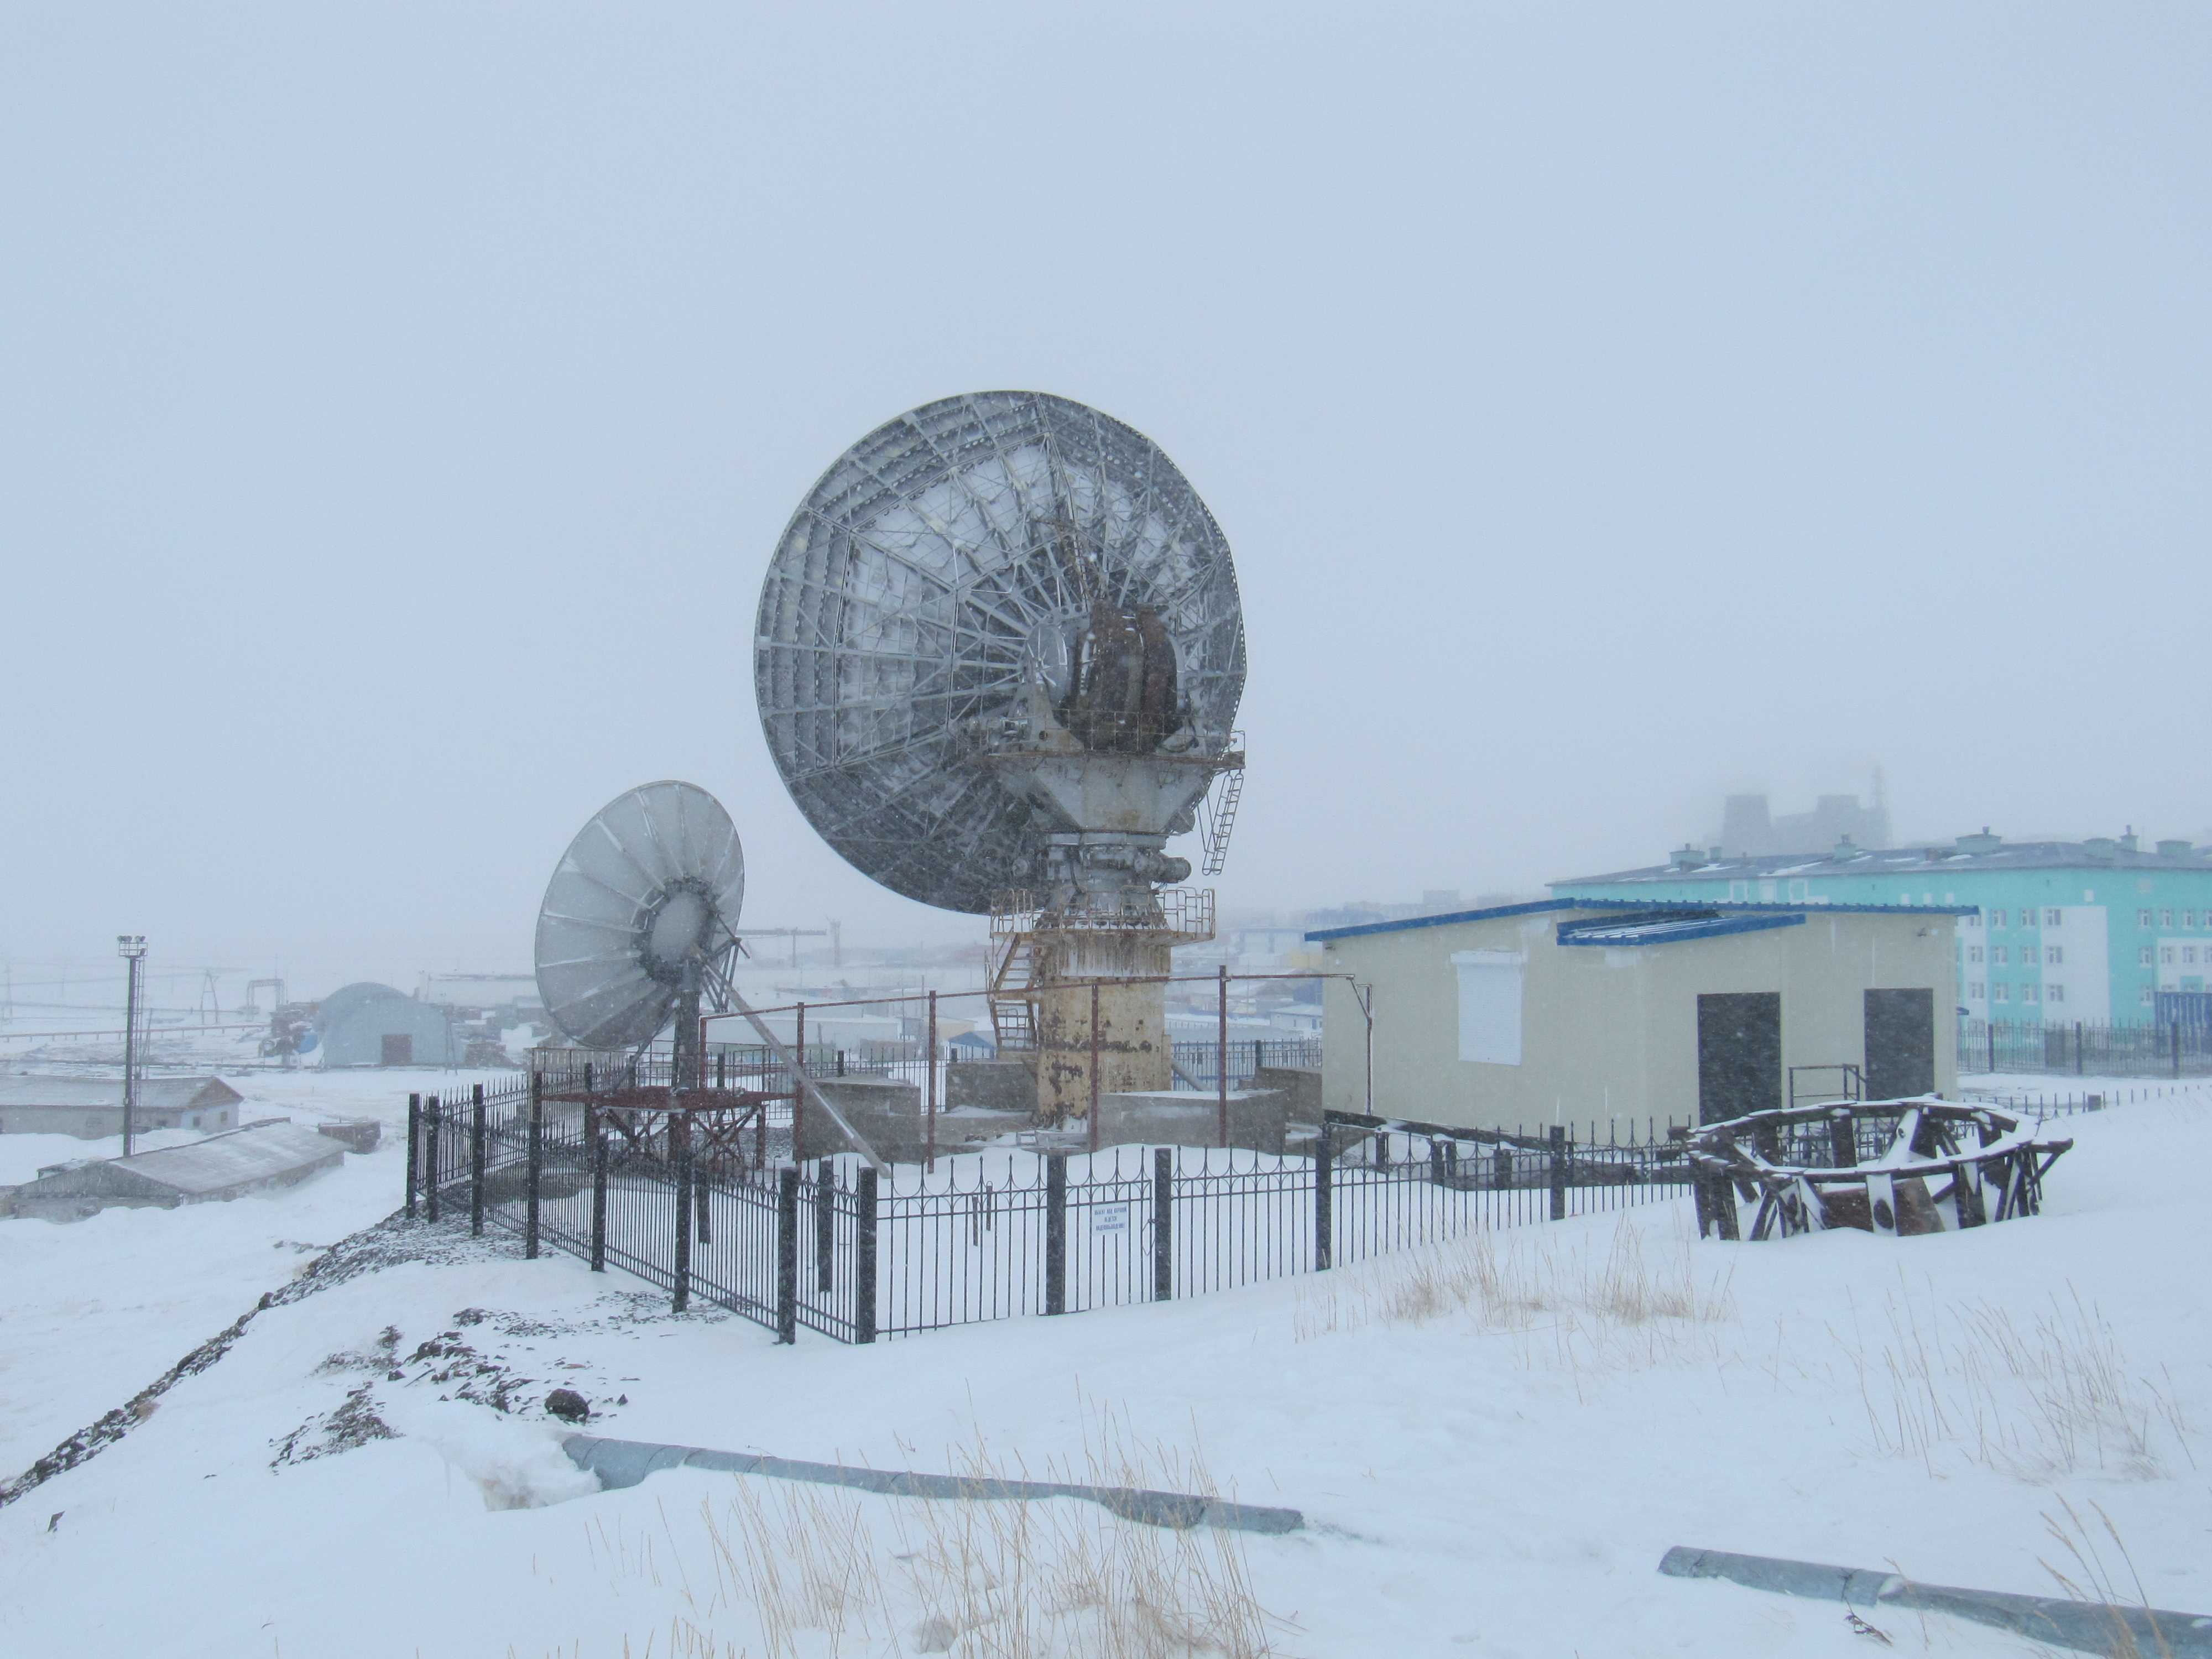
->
1091;1202;1130;1236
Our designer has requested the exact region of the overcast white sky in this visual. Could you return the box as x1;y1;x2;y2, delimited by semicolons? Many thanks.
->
3;3;2207;999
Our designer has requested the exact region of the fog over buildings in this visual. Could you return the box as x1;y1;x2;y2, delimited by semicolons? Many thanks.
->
2;7;2207;1005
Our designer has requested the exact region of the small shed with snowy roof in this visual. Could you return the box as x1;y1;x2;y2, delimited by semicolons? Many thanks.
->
1307;899;1969;1136
0;1076;243;1139
1;1121;345;1221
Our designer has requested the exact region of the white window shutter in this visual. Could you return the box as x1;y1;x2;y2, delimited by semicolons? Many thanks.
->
1450;950;1524;1065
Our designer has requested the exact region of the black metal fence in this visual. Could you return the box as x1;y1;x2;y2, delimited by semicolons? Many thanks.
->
540;1037;1327;1097
1961;1018;2212;1079
405;1082;1694;1346
1960;1079;2203;1121
1168;1037;1324;1089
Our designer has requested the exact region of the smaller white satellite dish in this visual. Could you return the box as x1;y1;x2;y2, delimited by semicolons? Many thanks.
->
534;781;745;1055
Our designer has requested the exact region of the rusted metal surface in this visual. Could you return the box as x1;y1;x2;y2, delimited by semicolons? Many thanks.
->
1686;1098;2071;1243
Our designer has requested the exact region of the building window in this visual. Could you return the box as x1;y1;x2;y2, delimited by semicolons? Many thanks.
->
2045;907;2062;927
1787;879;1809;901
2187;947;2199;966
2022;984;2040;1003
1969;946;1984;964
2189;910;2200;928
1451;950;1524;1065
2142;986;2157;1005
1968;981;1985;999
1729;881;1749;901
2162;947;2176;965
2141;946;2156;966
1898;893;1912;906
1965;911;1980;928
1994;984;2010;1002
1992;945;2009;966
2141;909;2154;927
2047;945;2063;966
2048;983;2065;1003
1991;909;2008;927
2163;909;2176;927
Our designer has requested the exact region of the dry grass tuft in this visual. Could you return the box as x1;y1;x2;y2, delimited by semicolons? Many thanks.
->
2038;1496;2180;1659
1291;1217;1736;1375
1839;1276;2193;1481
579;1408;1286;1657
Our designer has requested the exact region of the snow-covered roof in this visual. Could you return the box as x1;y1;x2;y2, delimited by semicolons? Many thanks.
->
0;1076;242;1111
105;1122;342;1196
1305;896;1971;944
1556;912;1806;948
1556;837;2212;888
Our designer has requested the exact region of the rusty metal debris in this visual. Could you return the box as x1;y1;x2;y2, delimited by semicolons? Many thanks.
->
1684;1098;2072;1241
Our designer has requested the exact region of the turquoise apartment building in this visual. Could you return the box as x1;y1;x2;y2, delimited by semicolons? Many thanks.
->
1552;830;2212;1025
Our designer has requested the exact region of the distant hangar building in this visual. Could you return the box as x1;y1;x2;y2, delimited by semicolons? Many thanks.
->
314;982;460;1068
1308;898;1965;1134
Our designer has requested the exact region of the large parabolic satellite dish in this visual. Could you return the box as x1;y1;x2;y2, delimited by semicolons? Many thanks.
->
754;390;1246;915
534;781;745;1054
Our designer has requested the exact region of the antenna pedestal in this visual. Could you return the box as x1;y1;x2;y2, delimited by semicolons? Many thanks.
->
998;889;1215;1124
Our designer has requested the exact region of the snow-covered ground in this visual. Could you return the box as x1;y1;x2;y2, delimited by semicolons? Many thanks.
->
1;1072;2206;1656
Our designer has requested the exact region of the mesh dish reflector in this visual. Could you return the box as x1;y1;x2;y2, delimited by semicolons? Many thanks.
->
754;390;1245;914
534;781;745;1051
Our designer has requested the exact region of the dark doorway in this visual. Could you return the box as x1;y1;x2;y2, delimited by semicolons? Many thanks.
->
1864;988;1936;1099
380;1034;414;1067
1698;992;1781;1123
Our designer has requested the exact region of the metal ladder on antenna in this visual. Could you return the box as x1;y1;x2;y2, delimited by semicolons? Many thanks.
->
989;930;1039;1053
1201;758;1246;878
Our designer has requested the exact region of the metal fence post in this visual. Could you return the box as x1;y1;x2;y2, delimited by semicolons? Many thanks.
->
925;988;939;1172
469;1083;487;1237
405;1092;421;1218
524;1077;543;1259
1217;963;1230;1150
1314;1120;1333;1271
1087;984;1102;1155
776;1165;799;1344
424;1096;441;1223
1548;1125;1568;1221
2173;1020;2184;1080
815;1159;836;1295
854;1166;879;1344
1045;1153;1068;1315
589;1109;607;1272
672;1114;692;1314
1152;1146;1173;1301
793;1003;806;1160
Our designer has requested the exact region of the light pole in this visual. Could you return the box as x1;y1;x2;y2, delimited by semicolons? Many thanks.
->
117;935;146;1155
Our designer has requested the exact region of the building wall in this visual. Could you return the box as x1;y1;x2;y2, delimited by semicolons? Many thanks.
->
320;996;461;1067
1557;866;2212;1023
0;1100;240;1138
1317;907;1958;1135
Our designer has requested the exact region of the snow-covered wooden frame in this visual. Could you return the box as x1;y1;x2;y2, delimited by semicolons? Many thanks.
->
1685;1098;2072;1241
